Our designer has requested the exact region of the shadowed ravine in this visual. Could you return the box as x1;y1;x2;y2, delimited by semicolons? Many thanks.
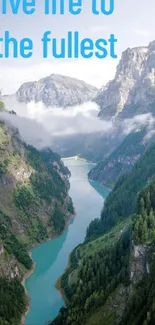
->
25;159;109;325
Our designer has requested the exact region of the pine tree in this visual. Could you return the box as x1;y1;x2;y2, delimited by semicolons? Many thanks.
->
142;220;148;243
146;191;151;214
139;197;146;218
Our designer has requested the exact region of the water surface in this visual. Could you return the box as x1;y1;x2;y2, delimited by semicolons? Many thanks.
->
25;159;109;325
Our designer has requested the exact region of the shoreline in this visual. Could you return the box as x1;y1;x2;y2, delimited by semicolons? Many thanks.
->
20;213;75;325
55;251;72;306
21;253;36;325
62;156;96;165
55;276;69;306
89;177;113;191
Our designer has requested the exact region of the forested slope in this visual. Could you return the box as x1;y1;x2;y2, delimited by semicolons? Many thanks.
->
52;177;155;325
88;128;155;187
87;143;155;239
0;112;74;325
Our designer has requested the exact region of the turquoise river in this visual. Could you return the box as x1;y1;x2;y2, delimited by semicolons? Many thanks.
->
25;159;109;325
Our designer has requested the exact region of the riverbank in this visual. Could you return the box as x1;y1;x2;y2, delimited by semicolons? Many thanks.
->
55;275;69;306
20;213;75;325
89;177;114;191
55;251;73;306
21;253;36;325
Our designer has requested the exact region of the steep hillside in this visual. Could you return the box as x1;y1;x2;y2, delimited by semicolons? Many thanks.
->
5;74;97;108
52;176;155;325
0;120;73;245
53;221;132;325
0;114;74;325
87;143;155;239
89;128;155;187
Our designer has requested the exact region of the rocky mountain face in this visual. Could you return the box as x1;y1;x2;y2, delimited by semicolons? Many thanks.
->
95;41;155;120
89;41;155;184
10;74;97;108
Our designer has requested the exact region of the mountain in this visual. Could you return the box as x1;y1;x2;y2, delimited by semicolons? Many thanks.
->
52;146;155;325
8;74;97;108
95;41;155;120
0;110;74;324
89;41;155;181
88;128;155;187
52;41;155;163
87;143;155;239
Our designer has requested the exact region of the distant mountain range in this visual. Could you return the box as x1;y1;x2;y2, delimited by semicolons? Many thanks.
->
3;41;155;185
5;74;98;108
4;41;155;117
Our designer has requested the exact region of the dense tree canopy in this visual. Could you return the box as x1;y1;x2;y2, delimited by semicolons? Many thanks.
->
87;143;155;240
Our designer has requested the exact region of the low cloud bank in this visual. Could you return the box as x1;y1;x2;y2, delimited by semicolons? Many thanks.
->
1;100;113;148
1;100;155;149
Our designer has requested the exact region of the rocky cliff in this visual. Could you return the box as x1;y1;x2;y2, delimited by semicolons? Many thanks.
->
89;41;155;183
7;74;97;108
95;41;155;120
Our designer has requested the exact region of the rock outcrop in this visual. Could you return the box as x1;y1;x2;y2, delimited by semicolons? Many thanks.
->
95;41;155;120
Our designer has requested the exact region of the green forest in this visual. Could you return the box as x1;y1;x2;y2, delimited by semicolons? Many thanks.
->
86;143;155;240
0;278;26;325
52;229;131;325
51;144;155;325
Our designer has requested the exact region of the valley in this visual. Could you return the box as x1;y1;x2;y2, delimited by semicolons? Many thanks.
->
1;38;155;325
53;145;155;325
24;159;109;325
0;113;75;325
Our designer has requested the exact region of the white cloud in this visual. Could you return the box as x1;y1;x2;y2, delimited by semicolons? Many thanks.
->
144;129;155;142
122;113;155;143
0;112;52;149
0;100;113;148
2;99;155;152
123;113;155;135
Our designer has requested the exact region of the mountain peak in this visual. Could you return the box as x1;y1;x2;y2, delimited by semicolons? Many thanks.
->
94;41;155;120
13;74;98;108
148;40;155;50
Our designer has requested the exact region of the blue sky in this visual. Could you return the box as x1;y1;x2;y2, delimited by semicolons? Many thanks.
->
0;0;155;93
